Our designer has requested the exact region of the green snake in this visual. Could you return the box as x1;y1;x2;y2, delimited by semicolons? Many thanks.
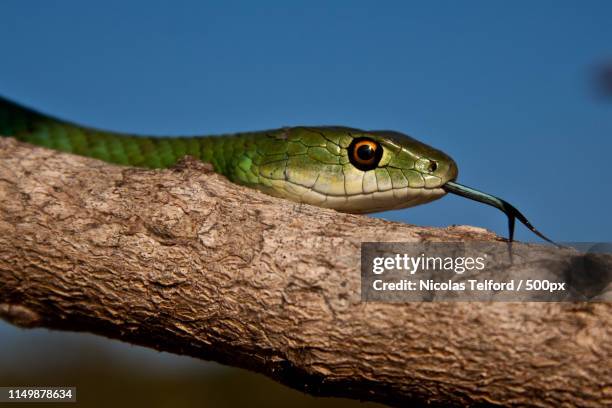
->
0;96;554;244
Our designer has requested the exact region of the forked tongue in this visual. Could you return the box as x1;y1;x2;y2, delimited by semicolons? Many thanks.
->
442;181;558;247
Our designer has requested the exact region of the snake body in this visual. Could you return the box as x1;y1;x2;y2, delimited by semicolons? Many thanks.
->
0;96;457;214
0;96;555;243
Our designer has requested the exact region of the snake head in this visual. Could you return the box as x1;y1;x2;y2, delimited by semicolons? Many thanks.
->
249;126;458;214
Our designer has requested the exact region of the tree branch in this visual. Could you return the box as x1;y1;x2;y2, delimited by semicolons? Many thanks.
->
0;137;609;407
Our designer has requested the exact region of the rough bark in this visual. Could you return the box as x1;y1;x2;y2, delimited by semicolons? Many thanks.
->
0;137;609;407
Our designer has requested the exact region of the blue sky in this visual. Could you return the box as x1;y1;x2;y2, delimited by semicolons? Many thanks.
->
0;0;610;243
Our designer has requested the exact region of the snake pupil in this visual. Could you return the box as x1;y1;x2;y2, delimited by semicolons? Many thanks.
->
357;144;375;161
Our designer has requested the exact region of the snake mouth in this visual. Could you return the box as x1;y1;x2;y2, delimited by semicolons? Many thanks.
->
442;181;557;246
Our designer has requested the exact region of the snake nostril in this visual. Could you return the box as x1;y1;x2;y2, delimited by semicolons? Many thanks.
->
428;160;438;173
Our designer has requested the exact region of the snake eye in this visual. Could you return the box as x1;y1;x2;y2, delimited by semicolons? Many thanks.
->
348;138;383;171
